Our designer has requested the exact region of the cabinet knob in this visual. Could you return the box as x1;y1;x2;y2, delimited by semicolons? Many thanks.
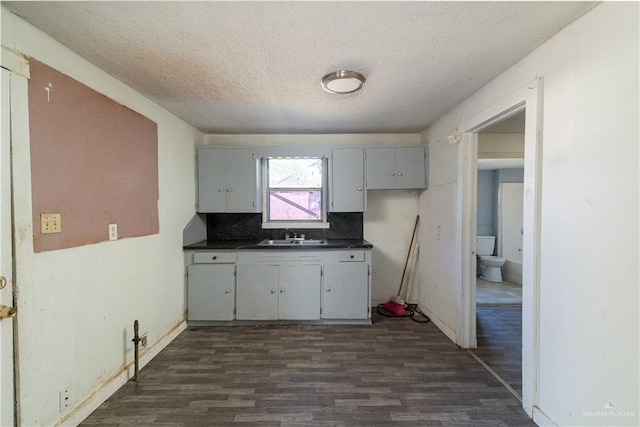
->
326;287;331;292
212;256;217;260
350;254;354;259
226;188;232;192
225;289;231;294
357;187;363;191
280;288;285;293
398;172;403;176
270;289;276;294
218;188;224;192
390;172;395;176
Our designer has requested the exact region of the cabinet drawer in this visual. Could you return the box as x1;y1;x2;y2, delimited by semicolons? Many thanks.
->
338;251;364;262
193;252;237;264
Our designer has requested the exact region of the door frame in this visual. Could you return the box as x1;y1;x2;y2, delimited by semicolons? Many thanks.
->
1;47;30;427
456;79;543;416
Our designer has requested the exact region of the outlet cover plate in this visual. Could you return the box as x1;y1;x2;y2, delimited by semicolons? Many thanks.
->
41;213;62;234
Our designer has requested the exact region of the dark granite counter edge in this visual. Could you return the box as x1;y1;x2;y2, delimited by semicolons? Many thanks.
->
184;239;373;250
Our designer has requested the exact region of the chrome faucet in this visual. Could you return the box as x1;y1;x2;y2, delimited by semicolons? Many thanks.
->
284;230;305;241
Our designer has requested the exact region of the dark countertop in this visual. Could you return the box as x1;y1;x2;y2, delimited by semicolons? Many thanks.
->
183;239;373;250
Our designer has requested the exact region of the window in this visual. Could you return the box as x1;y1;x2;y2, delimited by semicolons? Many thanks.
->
264;158;327;227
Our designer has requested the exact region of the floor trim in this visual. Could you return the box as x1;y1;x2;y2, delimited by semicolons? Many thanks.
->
56;320;187;427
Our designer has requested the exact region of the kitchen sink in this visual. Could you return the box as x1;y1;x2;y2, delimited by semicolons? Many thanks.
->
258;239;329;246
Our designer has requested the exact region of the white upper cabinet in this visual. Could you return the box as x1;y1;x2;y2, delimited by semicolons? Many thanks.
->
330;148;365;212
197;148;261;213
366;146;427;190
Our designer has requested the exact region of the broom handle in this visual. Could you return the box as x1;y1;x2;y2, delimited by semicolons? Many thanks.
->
397;215;420;297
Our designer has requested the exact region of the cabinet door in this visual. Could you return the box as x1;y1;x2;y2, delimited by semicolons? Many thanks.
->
197;148;227;212
365;147;396;189
395;146;426;189
226;149;260;213
187;264;235;321
322;263;369;319
236;264;278;320
278;264;321;320
330;148;364;212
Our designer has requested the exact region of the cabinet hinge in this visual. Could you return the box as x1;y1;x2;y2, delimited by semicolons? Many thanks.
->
234;266;237;277
331;201;334;208
320;266;323;277
320;307;323;315
364;151;367;159
368;266;371;276
252;153;256;160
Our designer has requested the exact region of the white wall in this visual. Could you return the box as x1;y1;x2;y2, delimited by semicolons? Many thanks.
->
419;3;638;426
203;134;422;304
2;9;202;426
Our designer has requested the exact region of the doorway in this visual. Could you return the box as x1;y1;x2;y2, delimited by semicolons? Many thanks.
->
476;113;525;307
473;112;526;398
456;79;542;417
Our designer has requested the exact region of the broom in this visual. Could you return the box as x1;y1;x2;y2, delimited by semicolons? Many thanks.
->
383;215;419;316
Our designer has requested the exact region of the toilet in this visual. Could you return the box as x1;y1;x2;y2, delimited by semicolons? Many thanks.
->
476;236;506;282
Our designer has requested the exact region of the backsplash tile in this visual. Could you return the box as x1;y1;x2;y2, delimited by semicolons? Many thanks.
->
207;213;363;241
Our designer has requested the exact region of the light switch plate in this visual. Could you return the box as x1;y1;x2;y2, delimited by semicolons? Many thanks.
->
109;223;118;241
41;213;61;234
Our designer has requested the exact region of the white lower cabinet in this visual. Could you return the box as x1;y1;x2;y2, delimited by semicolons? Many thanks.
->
236;263;322;320
187;263;235;321
278;264;322;320
236;264;279;320
322;263;369;319
187;249;371;322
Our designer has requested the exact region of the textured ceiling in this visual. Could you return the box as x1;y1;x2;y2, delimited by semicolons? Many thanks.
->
3;1;595;134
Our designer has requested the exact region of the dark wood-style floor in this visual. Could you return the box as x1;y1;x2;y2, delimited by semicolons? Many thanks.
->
474;306;523;398
82;312;534;426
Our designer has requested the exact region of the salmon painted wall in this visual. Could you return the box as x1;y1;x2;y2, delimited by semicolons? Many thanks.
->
28;59;159;252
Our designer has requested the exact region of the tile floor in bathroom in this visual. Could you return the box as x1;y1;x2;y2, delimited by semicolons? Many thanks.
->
476;277;522;305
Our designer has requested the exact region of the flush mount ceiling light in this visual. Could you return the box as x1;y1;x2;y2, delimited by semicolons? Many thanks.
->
320;70;366;94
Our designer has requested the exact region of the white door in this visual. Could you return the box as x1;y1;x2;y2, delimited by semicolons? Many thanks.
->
278;264;321;320
236;264;278;320
395;146;426;189
330;148;364;212
499;182;524;261
1;67;16;426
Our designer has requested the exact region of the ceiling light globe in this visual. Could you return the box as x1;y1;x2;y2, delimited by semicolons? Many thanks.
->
321;70;365;94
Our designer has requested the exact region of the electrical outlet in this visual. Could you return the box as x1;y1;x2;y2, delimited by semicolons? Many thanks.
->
59;386;70;412
41;213;62;234
109;223;118;241
140;334;148;348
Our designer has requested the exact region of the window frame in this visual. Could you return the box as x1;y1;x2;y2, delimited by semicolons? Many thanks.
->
261;157;330;229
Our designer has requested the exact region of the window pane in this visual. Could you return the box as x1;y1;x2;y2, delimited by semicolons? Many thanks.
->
269;158;322;188
269;190;322;221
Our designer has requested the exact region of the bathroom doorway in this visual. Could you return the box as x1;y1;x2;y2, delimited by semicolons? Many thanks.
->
476;114;525;306
456;78;543;417
473;113;526;398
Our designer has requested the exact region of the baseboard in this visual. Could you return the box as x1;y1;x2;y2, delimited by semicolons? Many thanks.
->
532;407;558;426
421;306;457;344
56;320;188;427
